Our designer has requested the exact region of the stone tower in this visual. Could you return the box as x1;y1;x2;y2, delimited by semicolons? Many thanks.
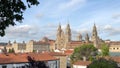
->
92;24;97;41
55;23;72;50
65;23;71;43
56;24;62;49
55;24;66;49
56;24;62;43
91;24;99;48
77;33;82;41
85;33;89;43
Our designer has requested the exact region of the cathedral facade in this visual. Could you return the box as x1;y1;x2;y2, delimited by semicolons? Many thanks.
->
55;23;102;50
55;24;71;49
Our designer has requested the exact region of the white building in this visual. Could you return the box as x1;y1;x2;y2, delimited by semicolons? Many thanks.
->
73;61;91;68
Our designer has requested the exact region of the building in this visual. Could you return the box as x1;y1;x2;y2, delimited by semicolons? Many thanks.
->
72;56;120;68
54;23;102;51
0;53;59;68
73;61;91;68
47;52;67;68
55;23;71;49
2;23;105;53
12;37;50;53
107;41;120;52
4;23;119;54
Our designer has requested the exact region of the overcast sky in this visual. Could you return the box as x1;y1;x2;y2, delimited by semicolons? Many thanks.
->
1;0;120;42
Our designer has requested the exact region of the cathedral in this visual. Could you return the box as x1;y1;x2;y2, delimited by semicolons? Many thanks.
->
1;23;120;53
55;24;71;49
54;23;103;50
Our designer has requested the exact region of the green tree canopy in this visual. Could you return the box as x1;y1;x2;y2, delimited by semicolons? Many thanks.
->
101;43;109;56
88;58;118;68
3;47;7;54
0;0;39;36
70;44;98;63
9;48;15;53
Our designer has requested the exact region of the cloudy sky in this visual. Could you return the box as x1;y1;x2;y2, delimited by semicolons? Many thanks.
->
1;0;120;42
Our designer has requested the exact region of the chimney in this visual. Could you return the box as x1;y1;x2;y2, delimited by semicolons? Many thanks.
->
83;56;86;61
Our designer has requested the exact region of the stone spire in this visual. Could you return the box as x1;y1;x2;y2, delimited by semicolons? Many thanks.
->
57;23;62;38
91;23;99;48
85;33;89;43
92;23;98;41
78;33;82;41
65;23;71;42
55;23;66;49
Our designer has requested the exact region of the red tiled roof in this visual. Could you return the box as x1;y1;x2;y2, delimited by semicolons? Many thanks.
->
105;56;120;63
0;46;4;48
33;41;50;45
50;52;66;56
111;56;120;63
70;41;83;44
45;52;67;56
110;41;120;45
0;53;59;64
28;53;59;61
73;61;91;66
48;40;55;45
66;41;83;47
64;49;74;55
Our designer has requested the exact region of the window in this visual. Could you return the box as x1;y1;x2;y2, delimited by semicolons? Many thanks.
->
113;48;115;50
2;65;7;68
22;66;25;68
117;48;119;50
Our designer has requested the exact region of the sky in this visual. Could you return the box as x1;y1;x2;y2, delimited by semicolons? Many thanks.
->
1;0;120;42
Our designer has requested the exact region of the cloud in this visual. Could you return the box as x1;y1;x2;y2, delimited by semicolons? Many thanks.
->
112;13;120;19
4;25;40;41
43;23;57;28
35;13;44;19
104;25;113;30
103;25;120;36
109;29;120;36
59;0;86;10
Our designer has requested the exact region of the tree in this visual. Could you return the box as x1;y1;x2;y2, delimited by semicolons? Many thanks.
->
9;48;15;53
3;47;7;54
0;0;39;36
101;43;109;56
8;49;12;53
88;58;118;68
27;56;48;68
70;44;98;63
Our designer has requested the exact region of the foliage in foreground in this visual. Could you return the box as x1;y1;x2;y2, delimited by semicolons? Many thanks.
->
70;44;98;63
88;58;118;68
101;43;109;56
27;56;48;68
0;0;39;36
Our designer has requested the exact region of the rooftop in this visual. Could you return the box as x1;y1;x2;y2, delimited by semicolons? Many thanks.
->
0;53;59;64
73;60;91;66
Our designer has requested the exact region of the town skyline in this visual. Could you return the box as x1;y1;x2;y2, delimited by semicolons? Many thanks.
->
0;0;120;42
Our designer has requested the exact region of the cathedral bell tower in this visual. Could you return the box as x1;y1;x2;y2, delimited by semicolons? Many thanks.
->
55;24;62;49
91;23;99;48
92;24;98;41
55;23;66;49
65;23;71;43
85;33;89;43
57;24;62;40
